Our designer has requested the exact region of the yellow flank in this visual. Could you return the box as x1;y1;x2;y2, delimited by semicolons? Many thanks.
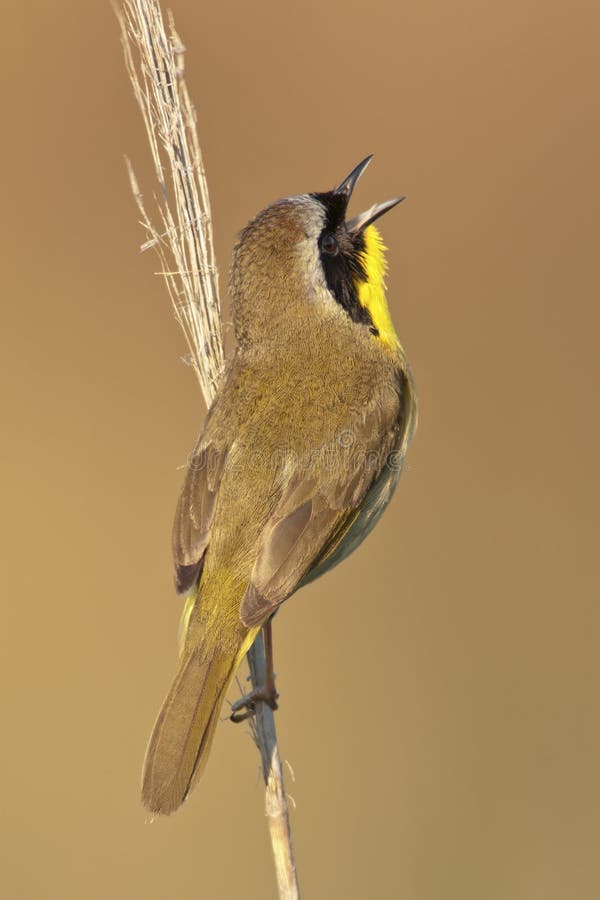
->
178;593;196;656
356;225;400;350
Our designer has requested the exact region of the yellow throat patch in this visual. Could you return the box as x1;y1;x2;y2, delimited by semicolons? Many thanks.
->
356;225;400;351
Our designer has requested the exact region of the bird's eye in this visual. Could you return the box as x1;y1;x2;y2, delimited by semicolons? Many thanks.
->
321;233;339;255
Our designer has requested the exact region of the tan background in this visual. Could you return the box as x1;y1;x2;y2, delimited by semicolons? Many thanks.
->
2;1;599;898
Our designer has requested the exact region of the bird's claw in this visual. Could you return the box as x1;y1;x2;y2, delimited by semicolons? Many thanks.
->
230;685;279;723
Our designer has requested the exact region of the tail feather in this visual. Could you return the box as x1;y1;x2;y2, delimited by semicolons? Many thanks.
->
141;641;242;815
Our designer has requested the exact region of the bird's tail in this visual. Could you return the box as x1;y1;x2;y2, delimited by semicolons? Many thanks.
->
141;624;257;815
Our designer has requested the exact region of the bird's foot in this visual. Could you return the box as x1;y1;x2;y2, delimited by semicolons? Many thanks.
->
230;683;279;723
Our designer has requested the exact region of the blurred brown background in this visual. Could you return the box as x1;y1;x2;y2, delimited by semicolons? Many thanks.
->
2;1;599;898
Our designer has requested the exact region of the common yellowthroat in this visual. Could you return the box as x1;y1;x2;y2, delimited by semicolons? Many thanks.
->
142;156;417;815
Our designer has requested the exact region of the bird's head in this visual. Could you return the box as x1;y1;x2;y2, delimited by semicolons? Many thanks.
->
230;156;403;351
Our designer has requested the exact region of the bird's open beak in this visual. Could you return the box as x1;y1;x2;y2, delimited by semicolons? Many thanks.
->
334;155;405;234
346;196;405;234
334;155;373;200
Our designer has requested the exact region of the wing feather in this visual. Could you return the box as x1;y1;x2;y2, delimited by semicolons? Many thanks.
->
172;443;227;594
240;371;411;627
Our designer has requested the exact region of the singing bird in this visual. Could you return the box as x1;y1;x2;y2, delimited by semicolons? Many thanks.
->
142;157;417;814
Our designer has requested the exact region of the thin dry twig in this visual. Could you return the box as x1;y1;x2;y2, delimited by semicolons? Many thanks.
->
247;633;300;899
116;2;299;897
